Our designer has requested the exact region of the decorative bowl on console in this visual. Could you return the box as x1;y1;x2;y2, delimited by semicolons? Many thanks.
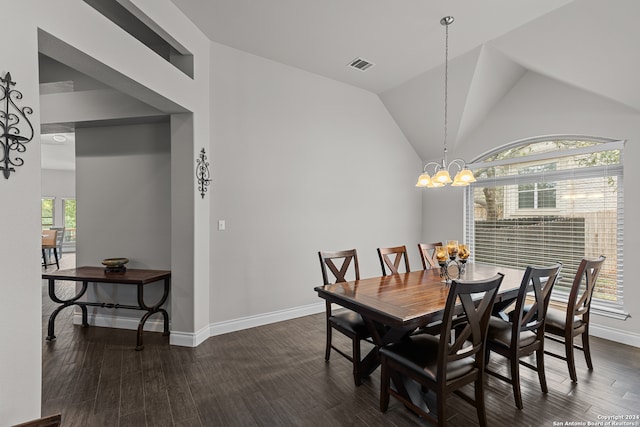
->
102;257;129;273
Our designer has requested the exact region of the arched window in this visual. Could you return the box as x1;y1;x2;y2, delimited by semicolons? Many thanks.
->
464;136;625;314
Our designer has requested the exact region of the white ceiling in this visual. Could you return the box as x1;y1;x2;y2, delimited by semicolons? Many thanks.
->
170;0;573;94
41;132;75;170
42;0;640;170
169;0;640;162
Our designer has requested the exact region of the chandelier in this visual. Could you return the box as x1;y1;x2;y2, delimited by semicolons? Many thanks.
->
415;16;476;188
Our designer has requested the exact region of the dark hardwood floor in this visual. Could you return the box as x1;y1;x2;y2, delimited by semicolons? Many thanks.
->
41;255;640;426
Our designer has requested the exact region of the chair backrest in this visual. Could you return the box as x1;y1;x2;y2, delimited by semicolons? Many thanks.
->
511;263;563;341
51;226;65;247
417;242;443;270
42;229;57;248
377;246;410;276
568;256;606;323
318;249;360;285
437;273;504;380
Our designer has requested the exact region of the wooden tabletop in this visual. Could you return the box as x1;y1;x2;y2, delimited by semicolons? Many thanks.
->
315;263;524;330
42;266;171;285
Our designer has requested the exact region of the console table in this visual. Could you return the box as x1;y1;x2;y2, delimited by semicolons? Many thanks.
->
42;266;171;350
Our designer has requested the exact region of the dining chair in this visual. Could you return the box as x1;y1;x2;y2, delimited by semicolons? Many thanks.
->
42;229;60;269
418;242;443;270
485;262;562;409
377;245;410;276
318;249;372;386
544;256;606;382
50;226;65;260
380;273;504;427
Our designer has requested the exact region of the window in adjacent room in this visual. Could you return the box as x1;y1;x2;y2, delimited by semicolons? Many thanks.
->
63;198;76;246
464;137;625;316
41;197;54;228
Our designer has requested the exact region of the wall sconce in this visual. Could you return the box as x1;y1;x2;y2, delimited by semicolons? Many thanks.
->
1;72;34;179
196;148;212;199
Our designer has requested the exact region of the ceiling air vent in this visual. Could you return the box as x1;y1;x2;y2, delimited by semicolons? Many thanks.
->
348;57;375;72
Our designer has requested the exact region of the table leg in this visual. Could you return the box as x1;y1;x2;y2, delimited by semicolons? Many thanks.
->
355;317;416;382
389;370;433;415
135;278;171;351
46;279;89;341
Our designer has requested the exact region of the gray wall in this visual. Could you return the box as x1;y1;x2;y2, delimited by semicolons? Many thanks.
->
76;122;171;326
209;42;423;325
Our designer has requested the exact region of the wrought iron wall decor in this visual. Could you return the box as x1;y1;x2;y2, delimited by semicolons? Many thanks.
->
1;72;34;179
196;148;212;199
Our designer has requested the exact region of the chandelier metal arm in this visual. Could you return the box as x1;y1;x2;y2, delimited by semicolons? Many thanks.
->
421;158;468;175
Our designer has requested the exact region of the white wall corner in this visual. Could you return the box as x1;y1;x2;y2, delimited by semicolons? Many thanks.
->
169;324;210;348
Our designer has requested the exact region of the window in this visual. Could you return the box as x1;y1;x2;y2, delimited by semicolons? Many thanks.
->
63;198;76;245
518;164;556;209
41;198;54;227
464;137;624;314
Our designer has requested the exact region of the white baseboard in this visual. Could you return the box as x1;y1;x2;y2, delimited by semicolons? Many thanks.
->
170;324;209;347
73;312;166;332
208;302;325;337
168;302;325;348
590;323;640;348
74;303;639;349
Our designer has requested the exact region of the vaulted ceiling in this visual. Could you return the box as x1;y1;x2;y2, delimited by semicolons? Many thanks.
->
170;0;640;162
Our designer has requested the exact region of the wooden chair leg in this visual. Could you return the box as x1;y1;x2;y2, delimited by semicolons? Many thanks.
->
475;377;488;427
536;347;548;393
53;248;60;269
511;356;523;409
437;390;446;427
352;337;362;386
565;335;578;382
324;323;332;361
582;329;593;370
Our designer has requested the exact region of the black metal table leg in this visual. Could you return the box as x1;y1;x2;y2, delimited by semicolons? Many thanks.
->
46;279;89;341
135;278;171;350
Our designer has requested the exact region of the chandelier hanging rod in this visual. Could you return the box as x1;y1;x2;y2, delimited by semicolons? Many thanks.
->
415;16;476;188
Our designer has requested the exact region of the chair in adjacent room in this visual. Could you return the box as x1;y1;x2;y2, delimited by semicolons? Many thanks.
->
50;226;65;260
379;273;504;427
41;229;59;269
377;245;410;276
544;256;606;382
485;263;562;409
318;249;372;386
418;242;443;270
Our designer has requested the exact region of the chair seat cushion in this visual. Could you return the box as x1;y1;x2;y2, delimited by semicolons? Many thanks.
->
379;335;476;381
329;310;370;337
544;307;583;330
487;317;537;348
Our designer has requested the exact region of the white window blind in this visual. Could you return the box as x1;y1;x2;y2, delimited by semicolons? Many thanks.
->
464;138;624;312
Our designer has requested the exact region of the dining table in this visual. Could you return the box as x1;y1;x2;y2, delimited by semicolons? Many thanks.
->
314;263;525;383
